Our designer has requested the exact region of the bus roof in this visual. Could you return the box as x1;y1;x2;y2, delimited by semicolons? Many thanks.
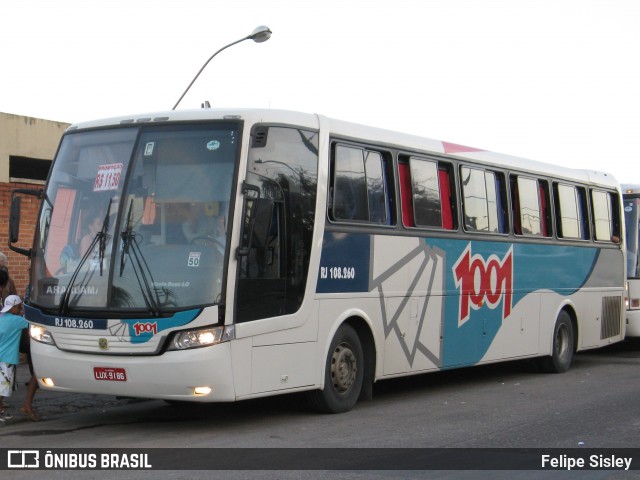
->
67;107;620;190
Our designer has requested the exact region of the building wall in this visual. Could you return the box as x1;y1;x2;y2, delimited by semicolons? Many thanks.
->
0;112;70;297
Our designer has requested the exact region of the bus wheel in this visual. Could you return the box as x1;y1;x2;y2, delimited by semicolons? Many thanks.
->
538;310;574;373
308;324;364;414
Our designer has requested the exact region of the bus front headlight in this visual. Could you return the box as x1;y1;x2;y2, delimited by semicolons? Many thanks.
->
30;324;56;345
167;325;234;351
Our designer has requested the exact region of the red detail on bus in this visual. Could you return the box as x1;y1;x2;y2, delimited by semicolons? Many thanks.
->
442;141;485;154
439;169;454;230
133;322;158;336
453;244;513;325
399;162;415;227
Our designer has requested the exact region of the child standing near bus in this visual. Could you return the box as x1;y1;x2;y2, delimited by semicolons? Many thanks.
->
0;295;28;422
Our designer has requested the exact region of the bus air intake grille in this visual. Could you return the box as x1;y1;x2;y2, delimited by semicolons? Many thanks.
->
601;296;622;339
53;330;163;355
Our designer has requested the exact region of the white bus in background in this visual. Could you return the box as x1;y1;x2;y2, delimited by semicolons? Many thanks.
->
9;108;626;413
622;184;640;336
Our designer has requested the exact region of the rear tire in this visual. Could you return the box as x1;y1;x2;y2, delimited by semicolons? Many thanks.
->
538;310;574;373
307;324;364;414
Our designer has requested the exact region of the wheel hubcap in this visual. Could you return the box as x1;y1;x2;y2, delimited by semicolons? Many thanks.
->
556;324;569;359
330;342;357;394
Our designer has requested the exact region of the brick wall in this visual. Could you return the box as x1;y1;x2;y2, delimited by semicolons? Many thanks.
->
1;180;42;297
1;113;67;299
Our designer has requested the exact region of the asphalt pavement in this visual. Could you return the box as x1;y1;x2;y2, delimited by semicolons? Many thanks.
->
1;360;131;426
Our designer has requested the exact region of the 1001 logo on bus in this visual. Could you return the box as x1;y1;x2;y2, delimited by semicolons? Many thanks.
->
453;244;513;326
133;322;158;336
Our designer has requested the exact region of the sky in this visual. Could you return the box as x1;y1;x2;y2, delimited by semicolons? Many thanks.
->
2;0;639;183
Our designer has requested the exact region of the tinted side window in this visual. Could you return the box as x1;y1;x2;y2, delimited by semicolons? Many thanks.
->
330;144;392;225
237;126;318;323
512;176;542;236
555;184;582;239
332;146;368;222
591;189;620;242
461;167;506;233
364;151;389;224
409;157;441;227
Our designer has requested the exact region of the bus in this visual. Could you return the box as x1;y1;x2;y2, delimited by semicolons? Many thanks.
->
9;109;625;413
622;184;640;336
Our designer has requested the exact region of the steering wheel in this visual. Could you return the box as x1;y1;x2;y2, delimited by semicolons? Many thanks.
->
190;236;225;251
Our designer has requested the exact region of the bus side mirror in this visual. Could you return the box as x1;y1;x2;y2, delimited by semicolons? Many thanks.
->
9;196;21;243
9;188;43;257
236;198;276;262
236;182;260;258
236;181;276;259
236;203;254;258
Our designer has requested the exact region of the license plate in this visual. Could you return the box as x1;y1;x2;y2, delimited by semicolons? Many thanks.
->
93;367;127;382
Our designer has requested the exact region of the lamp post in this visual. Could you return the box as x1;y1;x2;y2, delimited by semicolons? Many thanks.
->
172;25;272;110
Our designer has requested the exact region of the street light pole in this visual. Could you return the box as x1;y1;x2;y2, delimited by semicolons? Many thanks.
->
172;25;272;110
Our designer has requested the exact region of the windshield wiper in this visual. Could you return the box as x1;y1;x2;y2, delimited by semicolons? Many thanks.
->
58;199;112;315
119;199;174;315
40;193;54;253
97;199;112;275
119;199;134;277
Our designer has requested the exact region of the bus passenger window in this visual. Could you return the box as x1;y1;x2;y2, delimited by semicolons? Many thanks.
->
330;144;393;225
591;189;621;242
408;156;441;228
555;183;582;240
332;146;368;221
460;167;504;233
364;151;391;225
512;176;542;236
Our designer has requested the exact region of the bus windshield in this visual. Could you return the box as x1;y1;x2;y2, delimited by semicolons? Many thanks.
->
30;122;239;315
625;196;640;279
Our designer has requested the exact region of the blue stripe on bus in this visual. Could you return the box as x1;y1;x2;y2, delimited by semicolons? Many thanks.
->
316;232;601;366
317;233;599;296
120;309;201;343
428;238;599;366
25;305;109;330
25;305;201;345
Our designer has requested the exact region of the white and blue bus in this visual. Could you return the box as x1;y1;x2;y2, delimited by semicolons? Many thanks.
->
9;109;625;413
622;184;640;336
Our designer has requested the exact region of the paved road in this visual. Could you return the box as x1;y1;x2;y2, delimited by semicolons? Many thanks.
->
1;339;640;479
1;356;127;423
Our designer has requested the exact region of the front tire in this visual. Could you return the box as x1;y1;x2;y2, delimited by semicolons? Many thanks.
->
308;324;364;414
538;310;575;373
